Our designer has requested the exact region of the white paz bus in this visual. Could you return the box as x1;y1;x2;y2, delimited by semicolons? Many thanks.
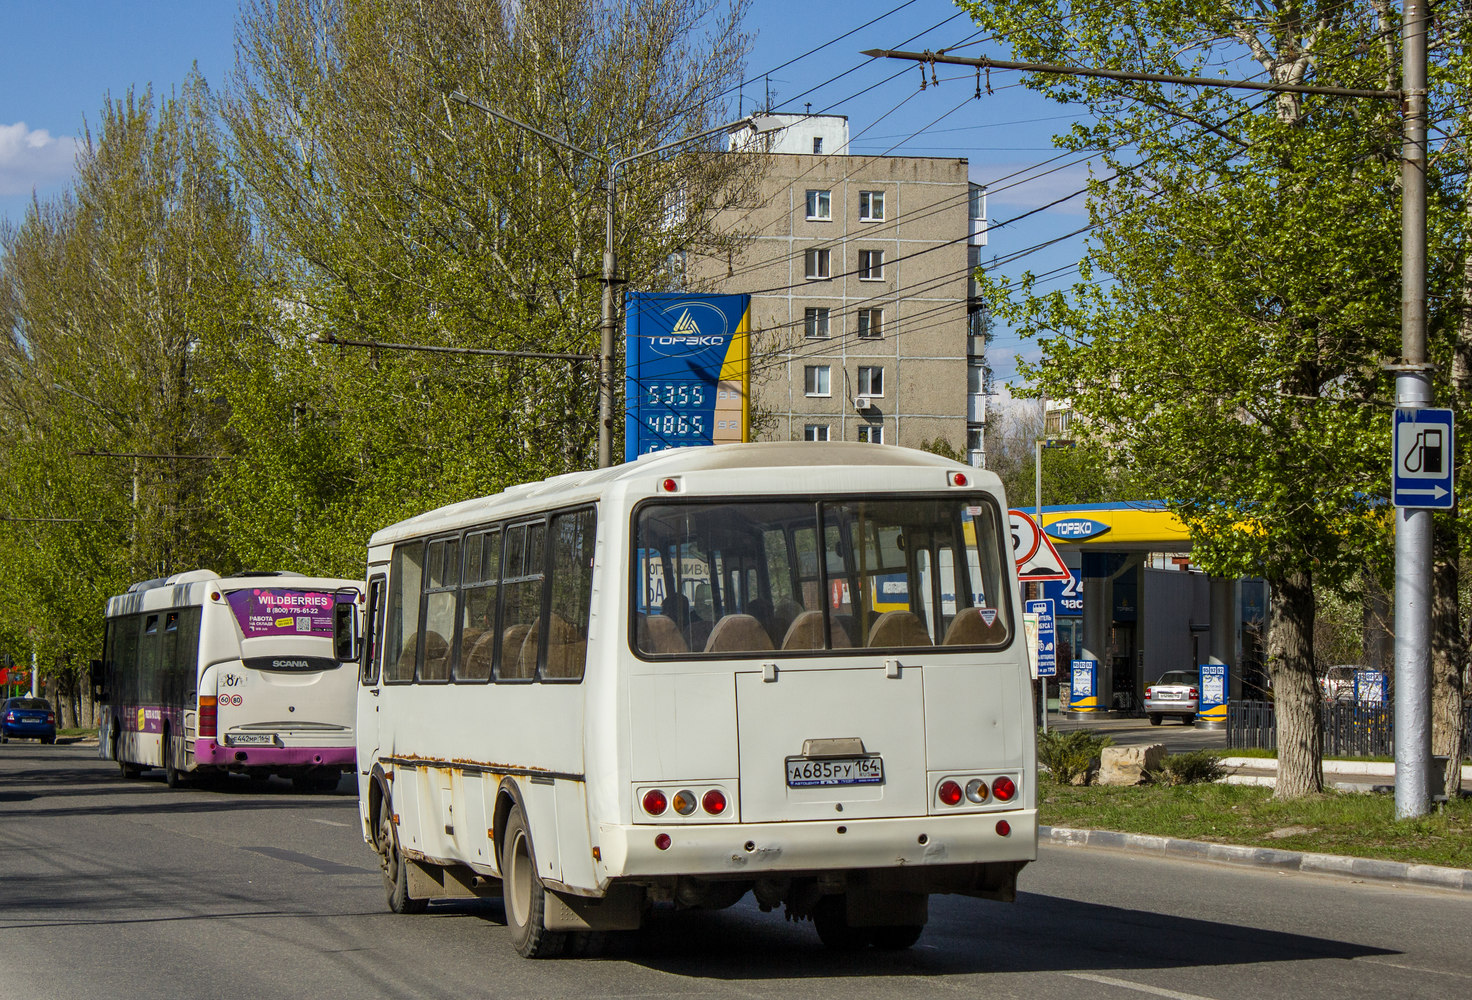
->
357;443;1036;956
95;570;364;790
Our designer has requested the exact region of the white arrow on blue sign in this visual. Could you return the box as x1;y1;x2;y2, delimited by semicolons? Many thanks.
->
1392;408;1455;510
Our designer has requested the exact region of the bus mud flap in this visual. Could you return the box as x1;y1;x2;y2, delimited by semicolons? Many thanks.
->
545;885;644;932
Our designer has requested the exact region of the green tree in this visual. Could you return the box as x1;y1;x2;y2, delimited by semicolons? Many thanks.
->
959;0;1425;797
219;0;755;555
0;77;257;715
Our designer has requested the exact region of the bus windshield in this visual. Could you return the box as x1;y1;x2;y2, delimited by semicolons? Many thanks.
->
633;496;1011;656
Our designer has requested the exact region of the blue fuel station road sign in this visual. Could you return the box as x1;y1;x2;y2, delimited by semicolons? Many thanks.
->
1392;408;1455;509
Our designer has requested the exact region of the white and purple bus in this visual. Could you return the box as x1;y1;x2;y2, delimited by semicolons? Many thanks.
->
95;570;363;790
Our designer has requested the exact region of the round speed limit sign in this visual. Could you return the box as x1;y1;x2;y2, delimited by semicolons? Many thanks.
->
1008;509;1042;567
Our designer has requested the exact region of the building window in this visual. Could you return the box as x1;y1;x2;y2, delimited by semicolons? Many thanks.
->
967;427;984;451
859;249;884;280
858;424;884;444
859;190;885;222
805;189;832;220
804;365;831;397
969;184;986;220
857;308;883;339
804;307;830;339
804;248;831;280
857;366;884;397
804;424;830;442
813;137;823;154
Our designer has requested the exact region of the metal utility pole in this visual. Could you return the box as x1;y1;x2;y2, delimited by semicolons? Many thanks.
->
1393;0;1432;819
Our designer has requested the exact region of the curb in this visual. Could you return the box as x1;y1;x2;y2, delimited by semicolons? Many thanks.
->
1041;825;1472;893
1220;757;1472;781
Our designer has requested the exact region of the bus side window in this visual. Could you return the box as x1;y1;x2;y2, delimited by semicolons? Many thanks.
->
498;522;544;682
456;531;500;682
544;508;595;681
362;577;385;685
384;543;424;683
419;537;459;683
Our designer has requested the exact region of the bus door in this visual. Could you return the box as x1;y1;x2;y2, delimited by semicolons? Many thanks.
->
358;574;388;770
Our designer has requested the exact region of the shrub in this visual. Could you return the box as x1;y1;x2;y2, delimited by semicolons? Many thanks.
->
1153;749;1227;786
1037;729;1112;785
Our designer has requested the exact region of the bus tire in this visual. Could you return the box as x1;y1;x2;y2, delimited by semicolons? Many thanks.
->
376;794;427;915
501;803;566;958
113;724;142;779
812;896;873;950
163;729;186;789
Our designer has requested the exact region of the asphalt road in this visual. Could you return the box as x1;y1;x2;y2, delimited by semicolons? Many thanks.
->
3;742;1470;1000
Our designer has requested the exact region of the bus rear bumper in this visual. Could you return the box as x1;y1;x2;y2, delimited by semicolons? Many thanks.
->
193;740;356;768
596;809;1037;882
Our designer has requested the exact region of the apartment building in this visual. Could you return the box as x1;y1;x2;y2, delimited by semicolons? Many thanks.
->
692;114;989;463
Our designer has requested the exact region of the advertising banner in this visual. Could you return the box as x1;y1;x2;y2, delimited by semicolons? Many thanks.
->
624;292;750;461
1068;658;1098;712
1355;669;1387;705
1025;598;1057;678
1198;662;1227;724
226;589;338;639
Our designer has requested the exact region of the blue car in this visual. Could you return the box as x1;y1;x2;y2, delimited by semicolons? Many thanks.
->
1;697;57;744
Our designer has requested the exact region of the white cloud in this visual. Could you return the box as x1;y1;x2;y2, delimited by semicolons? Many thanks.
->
0;122;78;197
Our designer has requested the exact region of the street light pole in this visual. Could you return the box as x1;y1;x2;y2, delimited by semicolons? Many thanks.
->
1393;0;1432;820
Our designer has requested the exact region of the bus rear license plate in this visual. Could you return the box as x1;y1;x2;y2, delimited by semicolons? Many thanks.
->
229;734;278;746
786;756;884;787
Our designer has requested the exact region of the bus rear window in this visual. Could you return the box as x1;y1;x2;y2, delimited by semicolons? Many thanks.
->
633;497;1012;656
227;589;338;639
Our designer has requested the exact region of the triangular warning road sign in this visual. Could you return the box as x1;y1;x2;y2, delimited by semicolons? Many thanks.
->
1008;509;1071;582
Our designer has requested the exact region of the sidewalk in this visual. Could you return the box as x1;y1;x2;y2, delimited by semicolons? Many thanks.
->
1042;824;1472;893
1219;756;1472;793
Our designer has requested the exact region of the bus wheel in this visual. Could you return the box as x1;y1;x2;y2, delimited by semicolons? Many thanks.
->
871;924;925;950
164;731;186;789
376;794;427;915
114;725;141;779
501;803;566;958
812;896;873;950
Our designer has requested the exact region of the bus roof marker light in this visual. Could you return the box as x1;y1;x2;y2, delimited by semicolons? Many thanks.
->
950;471;968;487
660;477;681;493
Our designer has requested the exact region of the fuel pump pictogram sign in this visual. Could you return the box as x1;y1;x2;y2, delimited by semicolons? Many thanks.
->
1392;408;1455;509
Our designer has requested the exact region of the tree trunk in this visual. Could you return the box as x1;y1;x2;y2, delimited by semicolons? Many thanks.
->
1267;570;1323;797
1431;523;1466;798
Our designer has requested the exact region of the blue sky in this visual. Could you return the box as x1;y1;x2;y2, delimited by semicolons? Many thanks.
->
0;0;1096;390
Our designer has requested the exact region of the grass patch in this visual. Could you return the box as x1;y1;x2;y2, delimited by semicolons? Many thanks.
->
1039;782;1472;870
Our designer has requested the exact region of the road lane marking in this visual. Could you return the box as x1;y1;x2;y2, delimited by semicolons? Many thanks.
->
1360;959;1472;981
1065;973;1220;1000
309;818;350;827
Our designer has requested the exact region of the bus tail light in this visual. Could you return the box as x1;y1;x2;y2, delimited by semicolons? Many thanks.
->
198;697;217;738
965;779;989;803
937;780;963;806
992;776;1016;802
642;789;668;816
702;789;727;815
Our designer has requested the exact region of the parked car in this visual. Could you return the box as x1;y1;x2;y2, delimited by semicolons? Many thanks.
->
1143;670;1198;725
1320;665;1360;702
1;697;57;744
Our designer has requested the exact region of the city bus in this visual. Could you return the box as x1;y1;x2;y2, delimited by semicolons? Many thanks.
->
357;442;1036;956
95;570;364;790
